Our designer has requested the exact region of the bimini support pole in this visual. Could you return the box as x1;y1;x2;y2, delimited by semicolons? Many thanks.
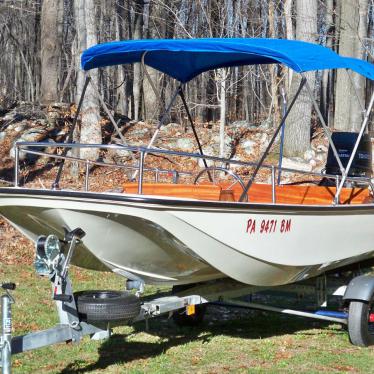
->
52;76;90;189
239;77;307;202
131;85;182;180
302;75;345;176
334;90;374;203
277;87;287;185
178;88;212;182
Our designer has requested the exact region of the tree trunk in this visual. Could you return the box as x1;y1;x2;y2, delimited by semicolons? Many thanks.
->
284;0;294;89
40;0;62;104
74;0;102;161
132;0;144;120
334;0;368;132
218;68;227;158
284;0;317;157
320;0;334;123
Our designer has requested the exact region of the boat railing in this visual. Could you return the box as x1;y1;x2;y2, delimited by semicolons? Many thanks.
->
13;141;374;204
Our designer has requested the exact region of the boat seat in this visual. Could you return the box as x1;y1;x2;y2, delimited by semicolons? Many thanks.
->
122;182;371;205
227;183;371;205
122;182;222;201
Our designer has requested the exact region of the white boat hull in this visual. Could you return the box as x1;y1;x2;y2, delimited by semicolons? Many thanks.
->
1;188;374;286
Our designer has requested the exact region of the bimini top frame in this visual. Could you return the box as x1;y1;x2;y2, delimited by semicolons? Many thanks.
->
56;38;374;203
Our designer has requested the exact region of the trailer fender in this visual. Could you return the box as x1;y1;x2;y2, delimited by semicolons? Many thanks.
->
343;275;374;302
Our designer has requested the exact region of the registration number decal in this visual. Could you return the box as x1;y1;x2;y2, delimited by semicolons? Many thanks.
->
246;218;291;235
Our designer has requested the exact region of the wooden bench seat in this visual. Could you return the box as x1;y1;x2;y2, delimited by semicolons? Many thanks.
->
123;182;222;201
227;183;372;205
123;182;372;205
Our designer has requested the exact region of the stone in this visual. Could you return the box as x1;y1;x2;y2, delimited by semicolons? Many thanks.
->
20;127;48;142
229;155;242;170
259;118;272;131
315;151;326;162
14;121;28;133
240;139;256;156
281;157;312;173
303;149;316;161
176;138;195;151
130;128;149;137
198;146;215;167
107;148;133;162
227;120;249;131
316;144;328;153
258;133;269;152
211;134;233;147
309;159;317;168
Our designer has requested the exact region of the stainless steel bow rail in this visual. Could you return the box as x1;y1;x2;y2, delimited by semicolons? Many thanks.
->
13;141;374;204
2;226;374;374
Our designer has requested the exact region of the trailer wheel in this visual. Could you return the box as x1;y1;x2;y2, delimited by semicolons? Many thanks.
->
75;290;140;322
348;299;374;347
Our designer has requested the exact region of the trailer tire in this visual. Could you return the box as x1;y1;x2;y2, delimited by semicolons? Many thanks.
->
75;290;140;322
348;300;374;347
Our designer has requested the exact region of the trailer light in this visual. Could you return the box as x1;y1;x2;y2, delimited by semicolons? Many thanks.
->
369;313;374;323
186;304;196;316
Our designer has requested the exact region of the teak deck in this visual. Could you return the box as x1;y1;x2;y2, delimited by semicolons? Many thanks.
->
122;182;372;205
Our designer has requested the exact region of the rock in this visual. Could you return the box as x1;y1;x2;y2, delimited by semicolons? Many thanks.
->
281;157;312;172
198;146;215;167
303;149;316;162
3;112;23;123
316;144;328;153
157;137;194;152
228;120;249;132
9;128;50;161
176;138;195;151
106;148;133;162
259;118;272;131
14;121;28;133
309;159;317;168
130;128;149;137
240;139;256;156
229;155;243;170
211;134;233;147
20;127;48;142
315;151;326;162
163;122;181;132
258;133;269;152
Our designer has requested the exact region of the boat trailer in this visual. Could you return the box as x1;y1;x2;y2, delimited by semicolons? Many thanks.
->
1;228;374;373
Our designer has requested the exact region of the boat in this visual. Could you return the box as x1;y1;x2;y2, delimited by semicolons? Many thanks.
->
1;38;374;287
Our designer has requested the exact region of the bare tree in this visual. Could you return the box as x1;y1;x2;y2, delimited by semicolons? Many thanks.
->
40;0;63;104
334;0;368;132
74;0;101;161
284;0;317;157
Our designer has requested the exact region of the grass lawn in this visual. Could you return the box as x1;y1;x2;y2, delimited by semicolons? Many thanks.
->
1;263;373;374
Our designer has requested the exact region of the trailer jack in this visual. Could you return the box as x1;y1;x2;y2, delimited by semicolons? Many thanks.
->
0;228;110;374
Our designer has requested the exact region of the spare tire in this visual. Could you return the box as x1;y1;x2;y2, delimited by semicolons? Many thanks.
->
75;290;141;323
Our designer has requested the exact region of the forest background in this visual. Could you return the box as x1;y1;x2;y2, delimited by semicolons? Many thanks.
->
0;0;374;159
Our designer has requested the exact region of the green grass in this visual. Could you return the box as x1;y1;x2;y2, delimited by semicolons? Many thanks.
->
1;263;373;373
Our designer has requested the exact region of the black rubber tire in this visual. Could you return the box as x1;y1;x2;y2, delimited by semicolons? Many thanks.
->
75;290;141;323
348;300;374;347
171;284;207;327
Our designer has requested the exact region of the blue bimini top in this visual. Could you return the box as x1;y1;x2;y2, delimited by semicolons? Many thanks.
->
81;38;374;82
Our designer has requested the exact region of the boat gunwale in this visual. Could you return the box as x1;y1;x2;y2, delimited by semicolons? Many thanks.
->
1;187;374;214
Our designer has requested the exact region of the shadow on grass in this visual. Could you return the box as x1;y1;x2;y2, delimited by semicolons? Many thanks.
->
60;307;346;373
